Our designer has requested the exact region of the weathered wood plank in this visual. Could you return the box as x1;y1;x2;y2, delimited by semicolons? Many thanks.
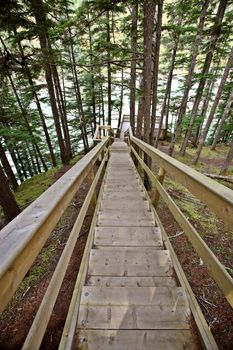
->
78;305;190;330
80;286;188;306
104;184;143;192
86;276;177;287
100;199;149;211
97;209;154;226
76;330;195;350
102;191;146;201
94;227;162;247
88;249;173;276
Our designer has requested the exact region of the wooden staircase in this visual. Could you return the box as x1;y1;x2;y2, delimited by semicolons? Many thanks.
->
75;140;194;349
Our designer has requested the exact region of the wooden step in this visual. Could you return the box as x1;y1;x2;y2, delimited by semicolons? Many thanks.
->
88;248;173;277
86;276;177;287
94;227;162;247
104;184;143;192
77;287;190;330
76;330;195;350
97;209;154;226
100;199;149;211
102;191;147;201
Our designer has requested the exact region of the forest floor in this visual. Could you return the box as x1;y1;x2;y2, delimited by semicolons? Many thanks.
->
155;142;233;350
0;143;233;349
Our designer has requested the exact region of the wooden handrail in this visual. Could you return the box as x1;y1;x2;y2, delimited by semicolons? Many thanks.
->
22;151;108;350
0;137;110;313
129;129;233;308
93;125;112;141
130;131;233;226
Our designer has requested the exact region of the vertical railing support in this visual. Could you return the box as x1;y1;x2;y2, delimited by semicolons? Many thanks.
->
86;167;97;209
152;167;166;207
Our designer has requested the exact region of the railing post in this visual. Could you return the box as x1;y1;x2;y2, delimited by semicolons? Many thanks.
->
86;167;97;209
152;167;166;207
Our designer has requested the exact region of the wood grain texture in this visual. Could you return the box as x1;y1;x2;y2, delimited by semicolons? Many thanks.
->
88;248;172;276
75;330;195;350
94;227;162;247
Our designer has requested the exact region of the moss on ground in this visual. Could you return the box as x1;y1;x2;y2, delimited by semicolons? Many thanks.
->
15;167;58;209
164;177;218;234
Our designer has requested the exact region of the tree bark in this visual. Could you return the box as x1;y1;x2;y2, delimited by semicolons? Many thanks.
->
106;10;112;126
26;141;38;175
0;141;18;190
220;138;233;175
52;62;72;160
211;89;233;150
178;0;227;157
136;96;143;139
7;71;48;172
142;0;156;144
88;11;97;132
15;29;57;167
192;58;221;146
154;19;180;148
150;0;163;146
8;147;24;183
67;28;89;153
0;166;21;222
118;67;124;129
193;46;233;164
15;146;27;179
30;0;69;164
168;0;210;156
130;3;138;134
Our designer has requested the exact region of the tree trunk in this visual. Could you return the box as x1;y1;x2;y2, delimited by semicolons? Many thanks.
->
150;0;163;146
15;29;57;167
26;72;57;166
192;59;221;146
15;146;27;179
32;143;42;173
193;46;233;164
0;166;21;222
24;147;34;177
67;28;89;153
142;0;156;144
129;3;138;134
136;96;143;139
8;147;24;183
211;89;233;150
100;75;105;127
118;67;124;129
154;25;179;148
88;11;97;131
168;0;210;156
178;0;227;157
141;0;156;189
52;61;72;160
0;141;18;190
220;138;233;175
31;0;69;164
106;10;112;126
26;142;38;175
7;71;48;172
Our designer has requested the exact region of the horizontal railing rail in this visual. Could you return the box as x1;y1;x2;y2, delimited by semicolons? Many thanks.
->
129;128;233;308
93;125;112;141
0;137;110;314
